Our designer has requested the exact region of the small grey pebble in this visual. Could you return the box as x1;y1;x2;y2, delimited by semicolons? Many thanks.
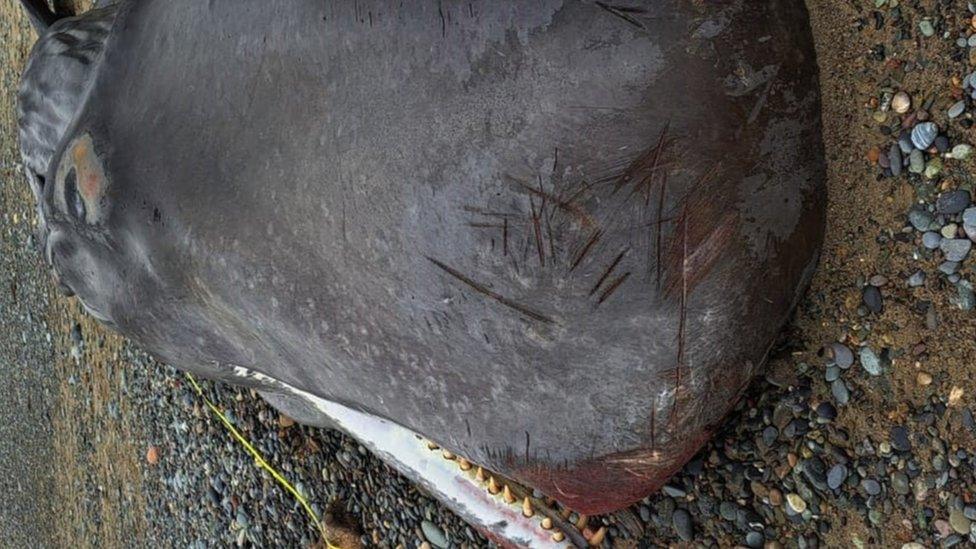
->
898;132;915;154
908;270;926;287
860;346;882;376
672;509;694;541
922;231;942;249
888;144;903;176
745;531;764;548
963;207;976;227
827;464;848;490
948;100;967;119
861;478;881;496
862;285;884;314
825;364;840;382
909;149;925;173
908;209;935;231
940;261;961;275
831;379;850;405
941;238;973;262
936;190;972;215
421;521;448;549
890;425;912;452
891;472;910;495
829;342;854;369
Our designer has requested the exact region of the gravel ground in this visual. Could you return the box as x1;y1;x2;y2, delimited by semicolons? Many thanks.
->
3;1;976;548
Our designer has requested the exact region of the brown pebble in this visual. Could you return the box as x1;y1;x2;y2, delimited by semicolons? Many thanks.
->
768;488;783;506
146;445;161;465
917;372;933;386
867;146;881;164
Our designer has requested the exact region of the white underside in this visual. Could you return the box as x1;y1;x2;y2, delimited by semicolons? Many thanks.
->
231;366;571;548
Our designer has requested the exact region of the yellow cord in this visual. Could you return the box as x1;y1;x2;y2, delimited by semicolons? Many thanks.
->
184;373;340;549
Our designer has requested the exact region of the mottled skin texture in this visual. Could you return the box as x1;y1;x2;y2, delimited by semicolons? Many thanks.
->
19;0;825;516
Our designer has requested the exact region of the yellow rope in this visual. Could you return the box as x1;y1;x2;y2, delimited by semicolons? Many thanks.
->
184;373;340;549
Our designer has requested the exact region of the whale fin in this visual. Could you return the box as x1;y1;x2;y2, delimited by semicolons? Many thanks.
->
19;0;60;33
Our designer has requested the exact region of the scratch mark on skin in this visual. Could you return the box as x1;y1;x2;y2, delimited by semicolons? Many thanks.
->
594;1;646;29
597;272;631;305
524;431;531;463
570;230;602;272
466;222;504;229
671;215;689;422
529;195;545;267
589;248;628;296
503;218;509;256
617;122;672;202
437;1;446;37
506;175;596;228
426;257;554;324
655;172;668;289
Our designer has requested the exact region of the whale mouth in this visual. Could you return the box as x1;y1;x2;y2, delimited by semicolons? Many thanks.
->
231;366;605;548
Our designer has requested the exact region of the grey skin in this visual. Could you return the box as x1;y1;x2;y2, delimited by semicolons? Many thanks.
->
18;0;826;532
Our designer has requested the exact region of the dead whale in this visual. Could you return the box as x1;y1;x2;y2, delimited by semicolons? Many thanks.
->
16;1;826;546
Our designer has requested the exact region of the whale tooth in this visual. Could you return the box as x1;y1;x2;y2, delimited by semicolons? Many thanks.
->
502;485;516;504
488;476;501;495
522;497;534;518
475;467;486;483
441;450;455;460
458;457;472;470
426;442;439;450
541;517;553;530
552;532;565;542
589;526;607;546
575;514;588;531
560;508;573;520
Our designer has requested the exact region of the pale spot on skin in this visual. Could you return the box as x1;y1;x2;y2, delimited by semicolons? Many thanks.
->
58;133;108;223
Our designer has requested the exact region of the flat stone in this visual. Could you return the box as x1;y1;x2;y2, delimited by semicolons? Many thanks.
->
908;209;935;231
861;478;881;495
888;144;902;176
941;239;973;262
937;190;972;214
942;223;959;239
949;508;972;535
951;143;975;160
890;425;911;452
672;509;694;541
827;464;848;490
891;472;910;495
421;521;448;548
922;231;942;249
911;121;938;149
965;207;976;226
786;493;807;514
831;379;850;405
862;285;883;314
948;100;966;119
859;346;882;376
940;261;960;275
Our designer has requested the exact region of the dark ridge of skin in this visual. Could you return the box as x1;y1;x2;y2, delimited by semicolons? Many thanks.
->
18;0;826;515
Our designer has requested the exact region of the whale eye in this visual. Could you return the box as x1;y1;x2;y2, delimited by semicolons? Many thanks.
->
63;167;87;221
